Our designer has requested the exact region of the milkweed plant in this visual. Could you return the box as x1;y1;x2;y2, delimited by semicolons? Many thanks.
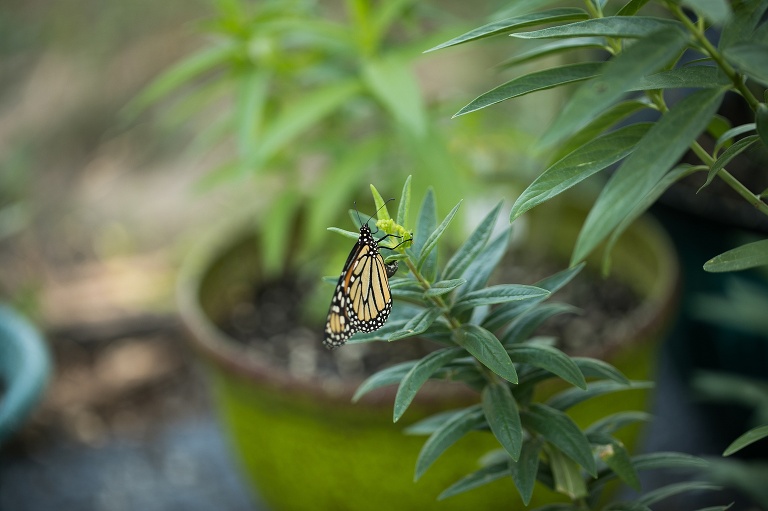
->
333;178;722;510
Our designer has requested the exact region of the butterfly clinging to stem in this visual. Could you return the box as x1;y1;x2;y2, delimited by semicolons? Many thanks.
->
323;201;410;349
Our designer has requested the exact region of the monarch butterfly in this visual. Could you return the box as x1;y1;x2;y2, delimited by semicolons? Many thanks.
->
323;207;408;350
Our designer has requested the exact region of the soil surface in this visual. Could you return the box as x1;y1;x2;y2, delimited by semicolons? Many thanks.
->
217;255;642;382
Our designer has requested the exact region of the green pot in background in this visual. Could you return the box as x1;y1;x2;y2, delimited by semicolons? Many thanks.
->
177;202;679;511
0;305;52;445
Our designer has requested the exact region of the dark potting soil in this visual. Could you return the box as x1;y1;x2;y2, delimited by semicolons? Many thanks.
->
217;256;643;382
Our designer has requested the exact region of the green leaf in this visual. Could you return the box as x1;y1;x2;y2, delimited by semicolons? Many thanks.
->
124;43;238;117
547;380;652;411
455;63;603;117
438;462;510;500
453;324;518;383
591;452;709;494
714;123;756;155
509;438;543;505
630;66;730;91
508;343;586;389
425;8;589;52
327;226;361;240
682;0;732;25
444;201;503;280
553;99;652;161
513;16;682;39
547;444;588;499
415;406;485;480
394;347;464;422
703;239;768;272
417;200;462;270
411;188;438;282
424;279;466;298
251;79;362;169
723;424;768;456
700;135;761;191
482;382;523;459
347;319;409;343
404;409;466;435
535;264;585;293
603;164;700;274
397;175;412;227
499;38;606;68
456;229;511;298
388;307;445;341
723;42;768;87
573;357;630;385
501;303;581;346
572;87;725;265
638;482;722;506
352;360;418;402
235;69;269;158
454;285;550;310
522;403;597;475
369;184;391;221
586;411;652;435
594;437;640;490
539;27;689;148
362;55;427;137
510;123;651;220
617;0;652;16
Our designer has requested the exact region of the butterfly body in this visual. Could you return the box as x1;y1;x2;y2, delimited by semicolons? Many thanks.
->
323;224;395;349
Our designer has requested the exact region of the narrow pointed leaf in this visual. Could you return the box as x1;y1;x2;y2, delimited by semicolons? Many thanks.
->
638;482;722;506
586;411;652;435
404;409;467;436
535;264;585;293
703;239;768;272
412;188;438;282
595;438;641;490
418;200;462;270
353;360;418;402
572;87;725;264
397;175;412;227
723;424;768;456
388;307;445;341
508;343;586;389
513;16;682;39
548;444;588;498
617;0;652;16
502;303;581;346
547;380;652;411
572;357;630;385
511;123;651;220
438;462;510;500
453;324;518;383
454;285;550;310
456;229;511;298
714;123;756;155
425;8;589;52
757;104;768;148
723;42;768;87
499;37;606;68
522;403;596;475
369;184;391;221
630;66;729;91
424;279;466;298
347;319;409;343
415;406;485;480
455;63;603;117
482;383;523;459
394;347;464;422
445;201;503;280
539;28;689;148
700;135;760;191
509;438;543;505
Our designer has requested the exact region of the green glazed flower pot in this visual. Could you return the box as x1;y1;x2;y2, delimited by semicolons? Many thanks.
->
177;203;679;511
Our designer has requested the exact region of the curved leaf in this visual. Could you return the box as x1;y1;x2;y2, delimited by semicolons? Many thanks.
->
499;38;606;68
353;360;418;402
424;279;466;298
418;200;462;270
510;438;543;505
444;201;503;280
513;16;682;39
426;8;589;52
501;303;580;346
394;347;464;421
453;324;518;383
547;380;652;411
703;239;768;272
438;462;510;500
700;135;760;191
523;403;596;475
454;285;550;310
455;63;603;117
723;424;768;456
508;343;586;389
415;406;485;480
388;307;445;341
482;382;523;459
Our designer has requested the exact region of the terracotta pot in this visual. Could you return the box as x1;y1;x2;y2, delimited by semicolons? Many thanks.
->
177;203;679;510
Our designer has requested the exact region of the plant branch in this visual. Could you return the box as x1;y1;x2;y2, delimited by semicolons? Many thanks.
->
404;258;463;330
